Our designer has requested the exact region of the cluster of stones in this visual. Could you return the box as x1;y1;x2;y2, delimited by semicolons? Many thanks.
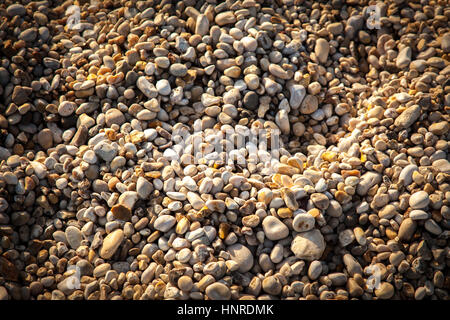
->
0;0;449;301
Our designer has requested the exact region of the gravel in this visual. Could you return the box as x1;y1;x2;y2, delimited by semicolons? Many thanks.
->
0;0;448;302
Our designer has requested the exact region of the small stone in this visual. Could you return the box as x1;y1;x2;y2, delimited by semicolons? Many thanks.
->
310;193;329;210
136;177;152;199
111;204;131;221
205;283;231;300
262;216;289;240
409;210;428;220
292;213;315;232
154;215;177;232
65;226;82;249
289;85;306;109
375;282;395;299
195;14;209;36
429;121;449;135
0;286;7;300
215;11;236;26
357;172;382;196
315;38;330;64
7;4;26;16
156;79;171;95
100;229;124;259
300;95;318;114
105;109;125;127
241;36;258;52
243;91;259;110
37;129;53;149
262;276;282;295
396;47;412;69
308;260;322;280
394;105;421;129
58;101;76;117
227;243;253;273
409;191;430;209
398;218;417;242
169;63;188;77
432;159;450;173
94;141;117;162
178;275;193;292
291;229;326;261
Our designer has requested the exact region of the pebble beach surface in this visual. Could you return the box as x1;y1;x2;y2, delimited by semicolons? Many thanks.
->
0;0;449;300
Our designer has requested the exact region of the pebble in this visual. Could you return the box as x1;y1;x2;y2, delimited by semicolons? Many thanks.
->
205;283;231;300
105;109;125;127
292;213;315;232
315;38;330;64
394;105;421;129
154;215;177;232
398;218;417;242
227;243;253;273
100;229;124;259
262;216;289;240
396;47;412;68
409;191;430;209
291;229;326;261
0;0;446;302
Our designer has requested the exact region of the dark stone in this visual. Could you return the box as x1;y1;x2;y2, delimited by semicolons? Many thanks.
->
243;91;259;110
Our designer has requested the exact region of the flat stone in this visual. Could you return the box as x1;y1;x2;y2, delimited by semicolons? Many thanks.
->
94;141;118;162
37;129;53;149
169;63;188;77
58;101;76;117
289;84;306;109
432;159;450;173
7;4;26;16
136;177;152;199
195;14;209;36
215;11;236;26
300;95;318;114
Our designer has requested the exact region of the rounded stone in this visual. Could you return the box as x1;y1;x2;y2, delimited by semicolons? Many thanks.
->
262;216;289;240
153;215;177;232
409;191;430;209
227;243;253;273
100;229;124;259
37;129;53;149
105;109;125;127
262;276;282;295
169;63;188;77
291;229;326;261
205;283;231;300
375;282;395;299
65;226;82;249
292;213;315;232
